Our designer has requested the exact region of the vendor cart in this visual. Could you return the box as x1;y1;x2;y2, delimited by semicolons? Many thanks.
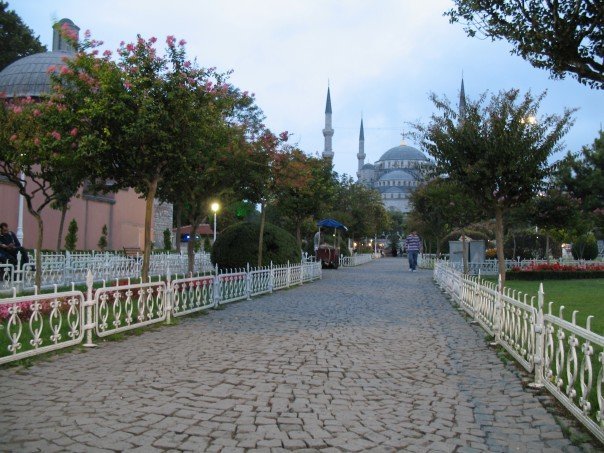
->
314;219;348;269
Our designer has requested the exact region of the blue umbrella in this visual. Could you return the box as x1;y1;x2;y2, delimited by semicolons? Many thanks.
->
317;218;348;231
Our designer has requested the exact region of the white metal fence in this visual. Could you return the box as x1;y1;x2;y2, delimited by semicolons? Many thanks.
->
0;261;322;366
419;255;602;275
340;253;377;267
0;250;213;292
434;261;604;443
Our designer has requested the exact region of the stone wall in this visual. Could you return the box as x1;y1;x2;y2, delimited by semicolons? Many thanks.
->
153;200;174;249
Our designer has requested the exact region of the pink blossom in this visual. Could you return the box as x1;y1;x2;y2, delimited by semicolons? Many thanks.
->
33;109;41;117
9;134;17;142
179;39;186;46
60;66;70;75
126;43;135;52
70;127;78;137
242;91;248;97
11;105;22;114
166;35;176;46
51;131;61;140
150;36;157;43
123;81;132;89
84;29;91;39
46;65;57;74
34;137;40;146
92;49;99;56
279;131;289;141
119;40;125;46
102;49;112;58
183;61;191;68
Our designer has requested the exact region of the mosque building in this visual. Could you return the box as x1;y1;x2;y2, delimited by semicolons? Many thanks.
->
320;87;435;212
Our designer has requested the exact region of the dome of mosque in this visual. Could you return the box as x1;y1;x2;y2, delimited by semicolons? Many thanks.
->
0;51;72;98
378;144;428;162
378;169;415;181
361;163;375;170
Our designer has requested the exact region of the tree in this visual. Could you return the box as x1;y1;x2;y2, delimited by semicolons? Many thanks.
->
0;1;46;71
0;92;89;288
414;89;574;284
55;33;254;279
446;0;604;89
98;224;108;251
409;177;484;267
64;219;78;251
553;130;604;234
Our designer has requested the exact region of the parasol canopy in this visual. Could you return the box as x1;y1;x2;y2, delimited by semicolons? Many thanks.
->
317;218;348;231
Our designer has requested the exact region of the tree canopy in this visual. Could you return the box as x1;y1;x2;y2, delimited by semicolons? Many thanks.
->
0;1;46;71
446;0;604;89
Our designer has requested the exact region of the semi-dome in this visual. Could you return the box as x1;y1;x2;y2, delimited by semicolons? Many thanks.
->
0;51;72;98
378;144;428;162
378;169;415;181
361;163;375;170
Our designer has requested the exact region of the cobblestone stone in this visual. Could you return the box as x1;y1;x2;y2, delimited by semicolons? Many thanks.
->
0;259;590;451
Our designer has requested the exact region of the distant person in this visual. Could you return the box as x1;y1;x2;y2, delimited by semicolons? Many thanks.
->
0;223;29;268
404;230;422;272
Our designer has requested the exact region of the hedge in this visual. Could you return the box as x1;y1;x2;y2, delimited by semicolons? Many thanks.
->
507;270;604;280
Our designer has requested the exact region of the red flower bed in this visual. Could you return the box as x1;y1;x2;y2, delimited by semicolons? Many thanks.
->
509;262;604;280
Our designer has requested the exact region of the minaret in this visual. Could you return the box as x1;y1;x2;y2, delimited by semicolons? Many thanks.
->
322;86;334;160
357;118;365;179
459;77;467;118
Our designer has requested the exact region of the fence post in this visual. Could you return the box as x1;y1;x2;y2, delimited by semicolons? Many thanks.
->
529;282;546;388
165;268;172;325
269;262;274;293
246;263;252;300
83;270;96;347
286;261;291;288
213;263;220;308
491;273;503;346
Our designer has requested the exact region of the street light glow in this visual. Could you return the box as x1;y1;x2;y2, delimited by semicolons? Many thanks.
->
211;202;219;213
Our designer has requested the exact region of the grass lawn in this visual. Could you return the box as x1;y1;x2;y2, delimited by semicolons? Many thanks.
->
485;277;604;336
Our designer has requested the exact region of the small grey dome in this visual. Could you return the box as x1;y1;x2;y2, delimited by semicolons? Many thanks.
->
0;51;72;98
361;163;375;170
378;145;428;162
378;169;416;181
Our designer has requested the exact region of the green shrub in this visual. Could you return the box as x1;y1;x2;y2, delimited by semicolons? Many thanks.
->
163;228;172;251
97;225;108;251
504;231;561;260
64;219;78;252
572;234;599;260
211;221;299;269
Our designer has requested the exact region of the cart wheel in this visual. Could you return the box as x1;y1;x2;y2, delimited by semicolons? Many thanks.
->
321;261;327;269
333;262;339;269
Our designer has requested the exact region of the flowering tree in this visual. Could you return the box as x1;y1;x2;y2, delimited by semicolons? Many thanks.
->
0;94;87;287
54;32;249;279
414;89;574;284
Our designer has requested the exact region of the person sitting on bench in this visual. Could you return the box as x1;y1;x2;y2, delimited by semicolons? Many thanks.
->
0;222;29;268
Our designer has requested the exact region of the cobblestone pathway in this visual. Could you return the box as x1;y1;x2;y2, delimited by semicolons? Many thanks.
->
0;259;587;452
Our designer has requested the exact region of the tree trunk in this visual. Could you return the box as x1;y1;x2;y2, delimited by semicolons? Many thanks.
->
545;233;551;260
495;204;506;290
56;205;68;252
258;201;266;267
141;178;159;282
295;222;302;254
461;228;468;274
512;232;517;260
175;201;182;255
33;212;43;290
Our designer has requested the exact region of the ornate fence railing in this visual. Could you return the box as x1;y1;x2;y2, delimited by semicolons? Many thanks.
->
340;253;376;267
0;250;213;292
434;261;604;443
0;261;322;366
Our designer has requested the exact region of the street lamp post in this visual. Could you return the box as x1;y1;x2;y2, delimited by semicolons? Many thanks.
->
211;202;220;243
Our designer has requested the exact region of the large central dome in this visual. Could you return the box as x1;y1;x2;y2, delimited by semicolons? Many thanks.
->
378;144;428;162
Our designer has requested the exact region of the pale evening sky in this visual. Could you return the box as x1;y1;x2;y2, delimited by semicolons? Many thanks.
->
9;0;604;178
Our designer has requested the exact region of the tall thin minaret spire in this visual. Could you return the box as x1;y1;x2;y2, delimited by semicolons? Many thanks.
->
459;75;467;118
357;117;365;178
322;85;334;159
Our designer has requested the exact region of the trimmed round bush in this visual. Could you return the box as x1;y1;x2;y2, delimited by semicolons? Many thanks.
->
211;221;300;269
571;234;599;260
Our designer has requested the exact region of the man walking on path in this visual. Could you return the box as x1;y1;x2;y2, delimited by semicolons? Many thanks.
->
404;230;421;271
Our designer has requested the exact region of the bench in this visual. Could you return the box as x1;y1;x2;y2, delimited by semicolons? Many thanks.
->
123;247;142;258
